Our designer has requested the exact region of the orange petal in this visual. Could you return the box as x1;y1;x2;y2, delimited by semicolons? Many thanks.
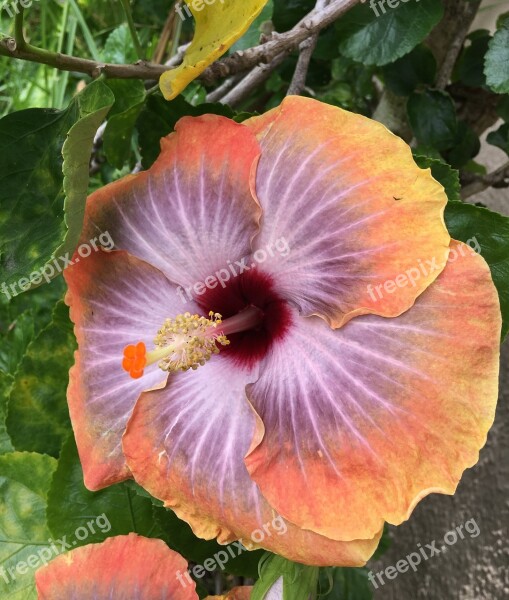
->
79;115;261;297
244;96;450;328
35;534;198;599
245;241;501;541
64;249;202;490
123;357;382;566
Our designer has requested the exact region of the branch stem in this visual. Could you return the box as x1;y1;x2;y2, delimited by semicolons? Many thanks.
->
0;0;359;83
120;0;145;60
287;0;329;96
435;0;482;90
14;7;26;50
461;162;509;199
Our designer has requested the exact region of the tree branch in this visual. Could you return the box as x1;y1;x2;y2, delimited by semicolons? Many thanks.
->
287;36;318;96
0;0;358;83
14;6;26;50
203;0;359;84
287;0;329;96
461;161;509;200
205;73;244;103
0;37;169;79
434;0;482;90
220;53;286;107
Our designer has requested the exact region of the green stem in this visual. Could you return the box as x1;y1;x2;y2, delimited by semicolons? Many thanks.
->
120;0;145;60
169;14;182;59
51;0;70;108
14;7;26;50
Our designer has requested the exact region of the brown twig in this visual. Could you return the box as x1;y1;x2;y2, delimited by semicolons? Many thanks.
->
0;37;169;79
287;36;319;96
434;0;482;90
152;7;177;64
0;0;358;83
220;53;287;107
203;0;359;84
287;0;329;96
461;161;509;199
205;74;244;103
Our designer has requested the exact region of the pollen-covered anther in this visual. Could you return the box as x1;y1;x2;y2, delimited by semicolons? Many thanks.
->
154;311;230;373
122;312;230;378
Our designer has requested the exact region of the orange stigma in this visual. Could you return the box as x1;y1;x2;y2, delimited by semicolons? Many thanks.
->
122;342;147;379
121;312;229;380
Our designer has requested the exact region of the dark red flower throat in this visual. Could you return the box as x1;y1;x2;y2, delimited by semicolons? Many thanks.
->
199;270;292;368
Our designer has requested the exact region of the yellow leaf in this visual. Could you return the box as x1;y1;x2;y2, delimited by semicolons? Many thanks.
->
159;0;269;100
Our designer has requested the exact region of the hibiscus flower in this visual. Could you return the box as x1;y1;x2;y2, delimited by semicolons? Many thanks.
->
64;96;500;566
35;533;254;599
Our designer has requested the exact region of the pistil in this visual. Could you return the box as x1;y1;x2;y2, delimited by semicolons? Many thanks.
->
121;306;263;379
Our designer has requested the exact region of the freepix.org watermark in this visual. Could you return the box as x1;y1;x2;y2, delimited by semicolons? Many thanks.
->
176;515;288;588
0;231;114;300
0;513;111;585
366;0;421;18
174;0;225;21
366;236;481;303
1;0;39;18
176;237;290;304
368;517;481;589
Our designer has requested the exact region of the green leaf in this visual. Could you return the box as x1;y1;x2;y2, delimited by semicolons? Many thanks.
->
0;310;34;376
455;30;491;88
407;89;458;151
0;80;114;291
414;155;460;202
382;44;436;96
6;302;74;457
102;23;139;64
154;504;264;578
336;0;443;66
487;122;509;155
0;373;14;455
251;554;319;600
54;81;115;272
47;435;160;547
0;281;65;456
137;94;236;168
445;202;509;340
496;95;509;122
484;19;509;93
125;477;259;580
444;121;480;169
0;452;57;600
462;160;487;176
319;566;373;600
0;302;35;455
0;109;74;291
103;80;146;169
373;524;392;560
273;0;313;31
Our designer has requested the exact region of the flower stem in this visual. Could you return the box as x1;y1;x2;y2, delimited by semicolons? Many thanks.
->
120;0;145;61
14;7;26;50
